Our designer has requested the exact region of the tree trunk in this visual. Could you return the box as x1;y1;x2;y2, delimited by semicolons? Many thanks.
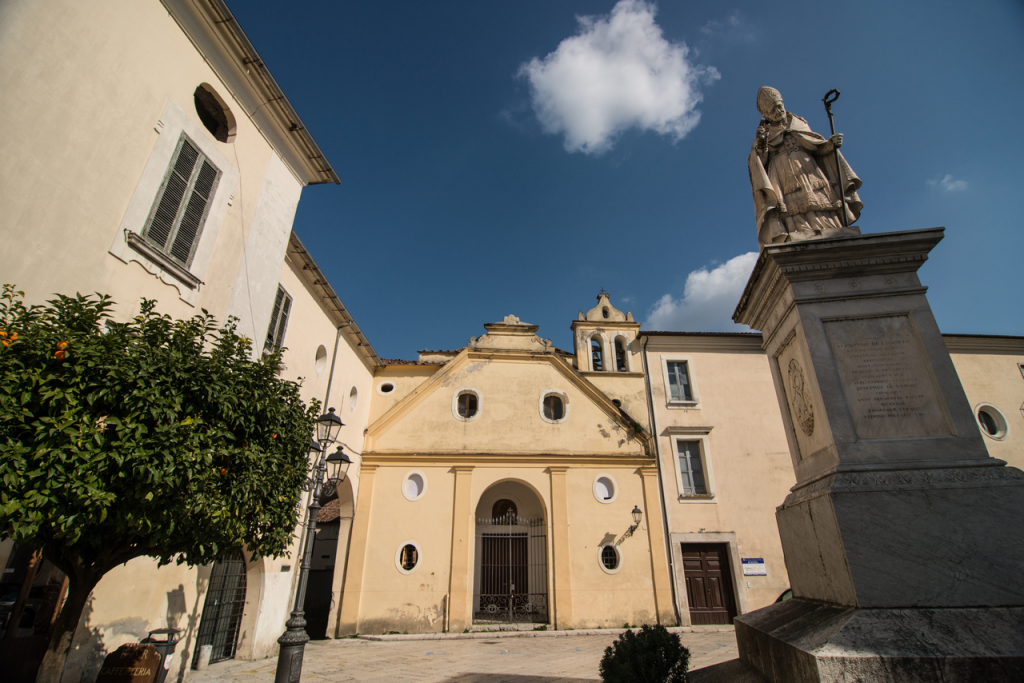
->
35;573;99;683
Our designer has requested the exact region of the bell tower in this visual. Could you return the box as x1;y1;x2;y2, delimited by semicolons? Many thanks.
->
570;292;640;374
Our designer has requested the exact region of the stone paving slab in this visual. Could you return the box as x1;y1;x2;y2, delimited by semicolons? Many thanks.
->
188;628;738;683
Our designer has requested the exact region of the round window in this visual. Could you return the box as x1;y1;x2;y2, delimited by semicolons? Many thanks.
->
539;390;569;424
451;388;482;422
458;392;478;418
377;382;395;396
598;544;622;574
402;471;427;501
395;541;421;574
593;474;617;503
314;345;328;376
976;404;1008;440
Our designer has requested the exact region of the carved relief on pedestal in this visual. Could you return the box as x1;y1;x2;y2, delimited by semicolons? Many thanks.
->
788;359;815;436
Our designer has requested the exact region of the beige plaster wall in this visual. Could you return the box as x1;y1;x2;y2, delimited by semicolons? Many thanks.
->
370;358;645;456
62;559;209;683
367;366;450;424
563;467;659;628
0;0;284;326
345;463;665;634
646;339;795;618
948;345;1024;469
349;465;457;634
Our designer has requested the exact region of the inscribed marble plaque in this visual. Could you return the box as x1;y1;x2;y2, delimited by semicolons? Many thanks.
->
826;316;952;439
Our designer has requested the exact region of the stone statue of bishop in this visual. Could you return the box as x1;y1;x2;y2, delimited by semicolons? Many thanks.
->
749;86;863;247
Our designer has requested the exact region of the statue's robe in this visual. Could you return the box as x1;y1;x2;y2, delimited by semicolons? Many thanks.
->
749;113;863;246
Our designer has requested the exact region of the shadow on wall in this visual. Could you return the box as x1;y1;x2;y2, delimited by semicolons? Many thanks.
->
64;595;107;683
174;568;211;682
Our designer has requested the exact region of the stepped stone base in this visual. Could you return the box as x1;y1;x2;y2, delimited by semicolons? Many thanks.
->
735;599;1024;682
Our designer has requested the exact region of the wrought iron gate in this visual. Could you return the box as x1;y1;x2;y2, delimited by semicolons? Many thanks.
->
192;553;247;667
474;513;547;624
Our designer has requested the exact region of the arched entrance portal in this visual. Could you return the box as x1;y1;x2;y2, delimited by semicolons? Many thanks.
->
473;481;548;625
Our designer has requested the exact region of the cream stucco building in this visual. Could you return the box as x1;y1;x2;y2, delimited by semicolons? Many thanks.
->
0;2;379;682
2;1;1023;681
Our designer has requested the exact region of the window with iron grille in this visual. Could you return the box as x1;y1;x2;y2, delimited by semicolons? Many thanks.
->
143;133;220;267
676;439;708;496
264;286;292;352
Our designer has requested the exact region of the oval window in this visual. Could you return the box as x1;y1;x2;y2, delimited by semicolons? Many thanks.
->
402;471;426;501
602;545;619;570
543;395;564;420
598;544;622;574
452;388;481;422
594;475;617;503
458;392;478;418
314;345;328;376
396;543;420;573
378;382;395;395
976;404;1008;440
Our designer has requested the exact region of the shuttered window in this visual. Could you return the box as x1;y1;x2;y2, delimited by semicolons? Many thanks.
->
667;361;693;402
264;286;293;351
677;440;708;496
143;134;221;267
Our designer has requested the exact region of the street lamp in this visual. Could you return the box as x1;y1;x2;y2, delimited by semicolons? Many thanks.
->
276;409;350;683
325;446;352;487
620;506;643;542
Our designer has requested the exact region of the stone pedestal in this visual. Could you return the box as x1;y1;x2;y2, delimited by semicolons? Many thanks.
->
732;228;1024;682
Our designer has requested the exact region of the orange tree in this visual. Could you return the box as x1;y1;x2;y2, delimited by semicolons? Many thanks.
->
0;285;318;683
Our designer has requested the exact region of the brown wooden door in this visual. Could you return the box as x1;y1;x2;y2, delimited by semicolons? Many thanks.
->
681;544;736;625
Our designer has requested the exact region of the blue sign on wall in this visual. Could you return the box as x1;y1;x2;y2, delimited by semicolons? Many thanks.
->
742;557;766;576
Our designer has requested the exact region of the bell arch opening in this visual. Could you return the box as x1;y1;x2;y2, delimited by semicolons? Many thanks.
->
473;481;549;625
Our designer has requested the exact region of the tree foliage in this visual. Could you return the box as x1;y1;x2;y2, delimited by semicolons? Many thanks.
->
599;624;691;683
0;285;319;681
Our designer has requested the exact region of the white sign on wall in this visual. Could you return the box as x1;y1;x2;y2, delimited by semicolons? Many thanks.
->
742;558;766;576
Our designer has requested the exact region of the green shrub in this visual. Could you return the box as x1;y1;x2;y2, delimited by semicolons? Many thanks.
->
599;624;690;683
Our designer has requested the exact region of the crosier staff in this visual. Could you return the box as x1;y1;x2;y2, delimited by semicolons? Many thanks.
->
822;89;847;227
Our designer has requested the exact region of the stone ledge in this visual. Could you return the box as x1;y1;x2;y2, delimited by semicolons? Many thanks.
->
736;599;1024;683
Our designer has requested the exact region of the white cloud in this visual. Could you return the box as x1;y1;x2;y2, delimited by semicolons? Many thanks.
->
517;0;719;155
645;252;758;331
928;174;968;192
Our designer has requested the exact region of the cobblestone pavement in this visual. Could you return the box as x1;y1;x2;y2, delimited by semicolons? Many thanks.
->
188;627;738;683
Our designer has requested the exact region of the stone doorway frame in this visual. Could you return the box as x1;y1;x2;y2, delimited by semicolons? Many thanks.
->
669;532;748;626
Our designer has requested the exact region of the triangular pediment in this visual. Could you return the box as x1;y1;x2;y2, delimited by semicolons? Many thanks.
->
365;349;650;456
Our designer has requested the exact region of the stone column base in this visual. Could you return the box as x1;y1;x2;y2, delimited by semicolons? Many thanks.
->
735;599;1024;682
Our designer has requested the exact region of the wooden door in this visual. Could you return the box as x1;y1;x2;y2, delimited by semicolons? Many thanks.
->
681;544;736;625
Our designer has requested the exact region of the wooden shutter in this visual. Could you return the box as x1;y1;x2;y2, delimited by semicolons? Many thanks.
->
145;134;220;266
265;286;292;351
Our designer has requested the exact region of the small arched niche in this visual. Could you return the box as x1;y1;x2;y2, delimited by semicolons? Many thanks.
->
194;83;237;143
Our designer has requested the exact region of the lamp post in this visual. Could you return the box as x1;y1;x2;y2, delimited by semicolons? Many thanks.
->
275;409;351;683
620;506;643;543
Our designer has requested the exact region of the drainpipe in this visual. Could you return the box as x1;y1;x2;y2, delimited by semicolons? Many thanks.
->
641;334;681;626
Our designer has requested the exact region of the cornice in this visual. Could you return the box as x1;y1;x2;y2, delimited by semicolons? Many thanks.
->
161;0;340;185
943;335;1024;355
640;334;764;353
362;453;655;467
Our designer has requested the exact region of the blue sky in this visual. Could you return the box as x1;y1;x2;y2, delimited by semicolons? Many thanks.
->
231;0;1024;361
